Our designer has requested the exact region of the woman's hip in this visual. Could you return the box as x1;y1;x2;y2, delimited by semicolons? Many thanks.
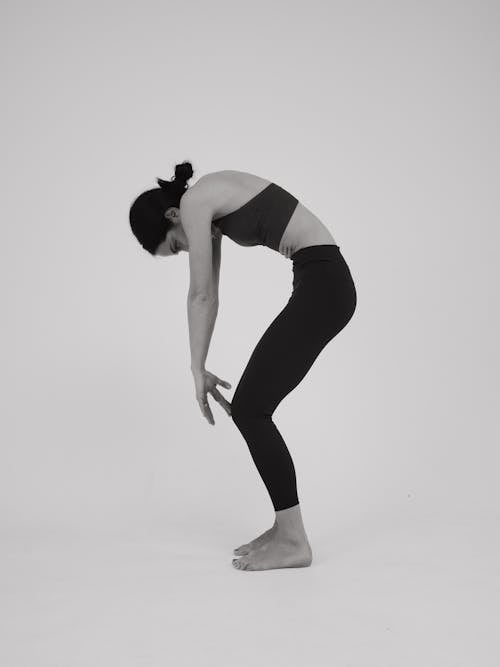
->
291;245;356;314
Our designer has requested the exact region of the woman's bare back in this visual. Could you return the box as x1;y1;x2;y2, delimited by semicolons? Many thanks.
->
195;170;337;259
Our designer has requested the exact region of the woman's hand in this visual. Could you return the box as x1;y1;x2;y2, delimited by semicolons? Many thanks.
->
192;369;232;425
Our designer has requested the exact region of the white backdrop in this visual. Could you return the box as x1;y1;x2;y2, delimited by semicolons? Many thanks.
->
2;1;499;666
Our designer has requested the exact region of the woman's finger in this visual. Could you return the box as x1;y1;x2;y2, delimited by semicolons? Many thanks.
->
210;388;232;416
198;396;214;425
216;377;231;389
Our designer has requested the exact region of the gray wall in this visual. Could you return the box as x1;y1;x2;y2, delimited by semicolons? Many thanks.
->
2;0;499;536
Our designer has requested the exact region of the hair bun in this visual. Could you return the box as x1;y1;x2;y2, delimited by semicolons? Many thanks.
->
174;161;194;184
156;160;194;194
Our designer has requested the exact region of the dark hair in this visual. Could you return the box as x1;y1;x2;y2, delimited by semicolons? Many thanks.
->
129;161;194;255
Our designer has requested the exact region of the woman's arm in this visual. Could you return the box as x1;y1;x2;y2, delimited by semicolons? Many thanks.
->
181;196;230;423
188;232;221;373
180;191;219;372
187;294;218;373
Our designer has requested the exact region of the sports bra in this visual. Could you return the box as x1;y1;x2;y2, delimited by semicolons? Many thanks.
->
212;182;299;252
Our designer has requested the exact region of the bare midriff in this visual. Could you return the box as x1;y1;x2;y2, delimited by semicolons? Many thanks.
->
277;201;337;259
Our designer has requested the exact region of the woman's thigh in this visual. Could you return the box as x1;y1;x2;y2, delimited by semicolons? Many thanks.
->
231;277;355;417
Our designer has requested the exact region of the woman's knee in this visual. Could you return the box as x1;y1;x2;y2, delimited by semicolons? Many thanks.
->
231;390;264;425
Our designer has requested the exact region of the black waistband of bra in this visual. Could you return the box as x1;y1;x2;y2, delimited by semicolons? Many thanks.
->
291;244;340;267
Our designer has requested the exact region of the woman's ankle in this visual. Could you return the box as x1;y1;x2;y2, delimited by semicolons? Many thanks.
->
274;503;307;540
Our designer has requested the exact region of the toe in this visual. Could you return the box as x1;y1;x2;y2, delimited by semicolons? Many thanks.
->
232;558;241;569
234;546;249;556
239;557;250;570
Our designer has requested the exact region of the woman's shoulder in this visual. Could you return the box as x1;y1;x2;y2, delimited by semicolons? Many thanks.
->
180;172;228;217
183;171;228;200
181;170;272;218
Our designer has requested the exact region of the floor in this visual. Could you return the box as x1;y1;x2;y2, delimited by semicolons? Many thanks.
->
2;507;498;667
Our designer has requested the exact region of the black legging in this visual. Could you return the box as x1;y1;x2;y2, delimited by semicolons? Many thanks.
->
230;244;357;512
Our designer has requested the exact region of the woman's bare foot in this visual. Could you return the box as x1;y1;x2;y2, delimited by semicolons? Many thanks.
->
233;521;277;556
232;533;312;571
232;503;312;571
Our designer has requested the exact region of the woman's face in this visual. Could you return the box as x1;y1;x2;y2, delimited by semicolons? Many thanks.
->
155;208;189;256
154;207;218;257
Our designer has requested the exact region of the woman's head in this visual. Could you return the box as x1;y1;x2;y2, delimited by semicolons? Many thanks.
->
129;161;194;256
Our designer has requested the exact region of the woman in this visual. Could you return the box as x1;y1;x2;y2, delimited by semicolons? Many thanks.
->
129;161;357;572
